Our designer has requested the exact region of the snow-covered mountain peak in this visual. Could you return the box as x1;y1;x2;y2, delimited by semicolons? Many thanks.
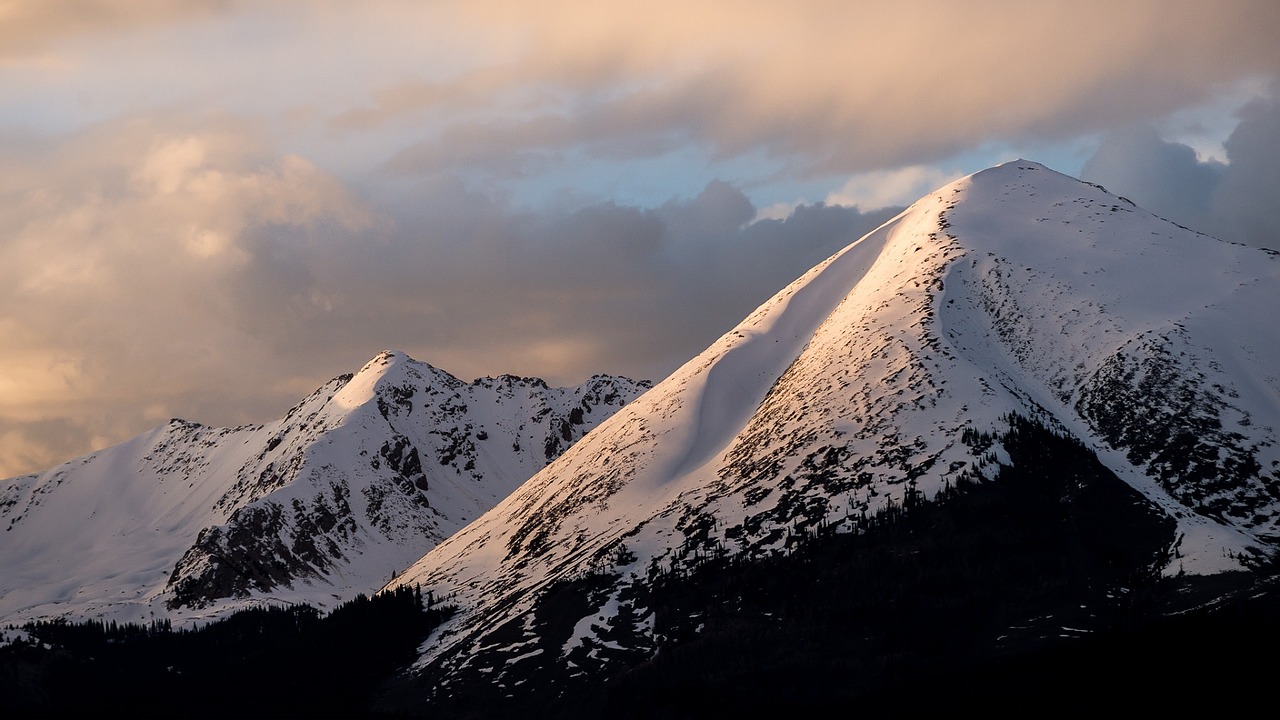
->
0;351;648;627
388;160;1280;691
329;350;451;411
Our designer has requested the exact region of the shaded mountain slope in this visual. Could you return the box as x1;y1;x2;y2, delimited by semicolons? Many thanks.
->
386;161;1280;708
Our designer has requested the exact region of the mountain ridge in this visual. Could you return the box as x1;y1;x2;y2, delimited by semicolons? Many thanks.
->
385;160;1280;701
0;350;649;626
4;159;1279;717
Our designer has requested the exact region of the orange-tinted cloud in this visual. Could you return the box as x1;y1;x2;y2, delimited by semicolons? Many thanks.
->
0;0;235;61
0;115;897;478
350;0;1280;175
0;116;371;476
2;1;1278;479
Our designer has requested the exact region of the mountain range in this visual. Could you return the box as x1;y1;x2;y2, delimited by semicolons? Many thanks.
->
0;352;649;626
3;160;1279;717
378;160;1280;714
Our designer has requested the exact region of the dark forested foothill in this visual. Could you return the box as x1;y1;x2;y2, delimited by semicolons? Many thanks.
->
384;415;1276;719
6;416;1278;719
0;585;450;719
593;416;1276;718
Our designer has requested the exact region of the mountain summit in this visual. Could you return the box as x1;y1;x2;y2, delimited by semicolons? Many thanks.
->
5;160;1279;716
386;160;1280;709
0;351;649;625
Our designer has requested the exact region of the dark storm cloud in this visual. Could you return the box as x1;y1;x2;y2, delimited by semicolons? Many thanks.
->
1212;97;1280;248
1082;95;1280;249
1081;127;1224;234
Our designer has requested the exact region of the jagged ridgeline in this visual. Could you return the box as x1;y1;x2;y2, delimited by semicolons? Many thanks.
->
0;351;649;626
383;161;1280;716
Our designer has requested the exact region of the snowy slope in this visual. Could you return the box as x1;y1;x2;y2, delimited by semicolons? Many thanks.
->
0;351;648;626
390;161;1280;689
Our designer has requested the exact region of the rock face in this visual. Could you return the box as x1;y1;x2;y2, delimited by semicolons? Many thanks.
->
385;161;1280;706
0;351;649;625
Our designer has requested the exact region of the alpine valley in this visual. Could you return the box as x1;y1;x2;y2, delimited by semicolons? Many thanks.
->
5;160;1280;717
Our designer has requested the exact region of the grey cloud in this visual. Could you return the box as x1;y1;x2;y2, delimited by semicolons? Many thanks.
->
329;179;895;385
0;119;897;477
1080;126;1224;233
1082;95;1280;249
383;80;713;177
1212;98;1280;248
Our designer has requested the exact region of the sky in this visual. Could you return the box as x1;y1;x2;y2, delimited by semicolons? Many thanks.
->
2;0;1279;478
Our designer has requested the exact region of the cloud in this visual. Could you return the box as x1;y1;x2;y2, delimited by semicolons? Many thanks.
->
2;1;1278;480
1080;126;1224;232
0;420;94;482
826;166;963;212
1082;92;1280;249
329;178;898;386
1211;96;1280;248
356;0;1280;181
0;1;234;62
0;117;373;475
0;118;897;477
8;2;1278;200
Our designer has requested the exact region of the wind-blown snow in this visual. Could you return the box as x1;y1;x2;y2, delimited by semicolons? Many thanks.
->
666;218;895;480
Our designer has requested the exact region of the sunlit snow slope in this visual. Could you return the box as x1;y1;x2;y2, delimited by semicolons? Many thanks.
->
392;161;1280;687
0;351;648;626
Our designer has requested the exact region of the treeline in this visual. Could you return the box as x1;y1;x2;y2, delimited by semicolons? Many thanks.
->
397;414;1265;718
1;585;451;718
597;415;1186;717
